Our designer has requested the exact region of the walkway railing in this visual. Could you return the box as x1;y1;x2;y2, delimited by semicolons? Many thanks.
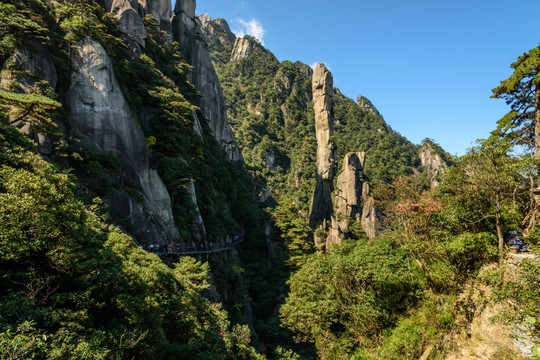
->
140;233;246;257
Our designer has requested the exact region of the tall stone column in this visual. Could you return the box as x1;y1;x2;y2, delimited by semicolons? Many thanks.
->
309;63;337;250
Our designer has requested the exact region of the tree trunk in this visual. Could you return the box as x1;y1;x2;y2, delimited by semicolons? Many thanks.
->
495;197;504;263
532;86;540;230
535;85;540;158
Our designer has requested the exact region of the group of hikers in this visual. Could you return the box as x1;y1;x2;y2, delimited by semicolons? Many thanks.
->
138;233;246;255
140;243;173;254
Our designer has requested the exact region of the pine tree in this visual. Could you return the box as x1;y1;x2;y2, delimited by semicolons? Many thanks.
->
492;43;540;229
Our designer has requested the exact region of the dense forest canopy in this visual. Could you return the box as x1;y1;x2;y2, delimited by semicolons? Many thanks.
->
0;1;538;359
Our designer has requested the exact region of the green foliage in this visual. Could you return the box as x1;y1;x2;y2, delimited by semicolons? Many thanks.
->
0;90;61;134
492;259;540;340
491;43;540;152
55;0;125;49
373;293;456;360
333;94;420;186
0;320;48;359
0;114;263;358
0;1;48;63
280;236;421;359
440;137;529;258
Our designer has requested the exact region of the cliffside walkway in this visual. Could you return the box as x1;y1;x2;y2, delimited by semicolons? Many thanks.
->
141;233;246;257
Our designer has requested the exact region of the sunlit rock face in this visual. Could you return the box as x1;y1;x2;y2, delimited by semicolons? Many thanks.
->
105;0;148;47
330;152;381;245
419;143;448;188
172;1;243;161
230;37;256;62
334;152;366;232
68;37;179;243
309;63;338;250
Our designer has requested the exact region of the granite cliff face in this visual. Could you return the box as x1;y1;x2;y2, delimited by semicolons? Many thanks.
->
231;37;256;62
330;152;381;243
172;2;242;161
334;152;366;232
0;43;58;155
105;0;147;49
420;142;448;187
310;63;338;250
68;37;179;243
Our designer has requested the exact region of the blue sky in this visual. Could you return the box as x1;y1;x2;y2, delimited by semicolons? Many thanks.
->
183;0;540;155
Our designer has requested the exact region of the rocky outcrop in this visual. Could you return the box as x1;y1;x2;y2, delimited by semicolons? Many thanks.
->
172;2;242;161
105;0;147;47
0;43;58;154
360;183;380;239
329;152;381;242
231;37;255;62
334;152;366;232
1;43;57;91
197;14;235;48
312;64;337;181
356;95;379;115
309;63;338;250
420;143;448;187
138;0;173;35
68;37;179;243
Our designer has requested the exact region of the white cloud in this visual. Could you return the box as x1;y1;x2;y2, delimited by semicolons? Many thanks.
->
233;18;265;45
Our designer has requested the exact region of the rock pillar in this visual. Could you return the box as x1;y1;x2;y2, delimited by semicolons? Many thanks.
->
309;63;337;250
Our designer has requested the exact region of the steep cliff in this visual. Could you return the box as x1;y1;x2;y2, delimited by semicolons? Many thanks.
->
419;141;449;187
310;63;338;249
68;37;179;243
172;1;242;161
0;42;58;155
333;152;366;233
105;0;147;49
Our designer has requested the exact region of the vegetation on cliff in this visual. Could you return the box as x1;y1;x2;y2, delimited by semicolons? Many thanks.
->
0;1;539;359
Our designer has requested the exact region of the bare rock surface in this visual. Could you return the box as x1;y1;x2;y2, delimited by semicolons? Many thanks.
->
309;63;338;249
420;143;448;188
231;37;255;62
334;152;365;232
172;2;242;161
1;43;57;154
68;37;179;243
106;0;147;47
